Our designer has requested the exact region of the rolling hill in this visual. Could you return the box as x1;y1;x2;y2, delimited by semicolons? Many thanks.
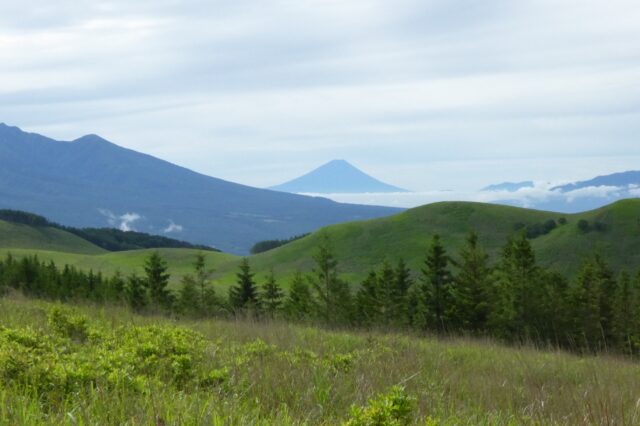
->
3;200;640;288
0;123;400;254
224;199;640;283
0;219;106;255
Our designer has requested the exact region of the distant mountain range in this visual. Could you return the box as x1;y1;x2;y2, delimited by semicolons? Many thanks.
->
482;181;534;192
269;159;408;193
482;171;640;213
551;171;640;192
0;123;400;254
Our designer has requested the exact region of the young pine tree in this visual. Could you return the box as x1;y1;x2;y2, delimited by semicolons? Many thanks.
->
612;271;637;353
193;253;219;316
355;270;381;326
418;235;454;332
309;233;352;325
177;274;200;317
489;233;541;340
390;258;412;327
125;274;147;312
452;232;490;333
377;261;396;326
143;251;172;309
229;258;260;314
261;269;284;318
592;254;617;345
284;271;313;321
568;257;604;351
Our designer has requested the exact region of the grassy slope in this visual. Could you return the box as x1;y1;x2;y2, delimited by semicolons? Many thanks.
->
0;247;238;288
236;199;640;284
2;200;639;287
0;219;106;255
1;297;639;424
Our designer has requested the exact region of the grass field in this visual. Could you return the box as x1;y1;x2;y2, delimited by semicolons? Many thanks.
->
0;220;106;255
0;247;238;288
1;296;639;425
235;199;640;283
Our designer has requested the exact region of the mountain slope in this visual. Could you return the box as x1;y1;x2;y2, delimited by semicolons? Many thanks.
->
0;124;401;254
218;199;640;282
269;159;408;193
0;220;106;254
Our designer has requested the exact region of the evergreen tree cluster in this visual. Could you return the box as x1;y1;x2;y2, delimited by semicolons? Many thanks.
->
3;231;640;355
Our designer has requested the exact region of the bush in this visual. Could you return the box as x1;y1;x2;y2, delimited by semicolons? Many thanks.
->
344;386;416;426
577;219;590;233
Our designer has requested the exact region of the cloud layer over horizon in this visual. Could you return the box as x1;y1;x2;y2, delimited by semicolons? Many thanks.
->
1;0;639;191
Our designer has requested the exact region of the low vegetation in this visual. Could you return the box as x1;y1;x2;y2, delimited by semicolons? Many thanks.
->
3;228;640;356
1;298;639;424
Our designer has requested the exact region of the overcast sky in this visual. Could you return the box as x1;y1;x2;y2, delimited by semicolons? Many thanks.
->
1;0;640;192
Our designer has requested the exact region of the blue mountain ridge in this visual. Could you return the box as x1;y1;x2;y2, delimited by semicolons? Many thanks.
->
0;123;401;254
482;181;534;192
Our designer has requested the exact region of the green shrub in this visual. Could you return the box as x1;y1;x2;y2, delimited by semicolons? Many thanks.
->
344;386;416;426
47;307;90;342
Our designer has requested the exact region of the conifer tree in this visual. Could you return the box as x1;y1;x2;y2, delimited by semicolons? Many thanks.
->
284;271;313;321
390;258;412;327
419;235;454;332
178;274;200;316
309;233;352;324
568;258;604;351
377;261;396;326
355;270;381;326
452;232;490;332
261;269;284;318
612;271;637;353
143;251;172;309
105;271;125;302
229;258;260;313
542;271;571;346
125;274;147;312
592;254;617;344
193;253;219;316
489;233;541;339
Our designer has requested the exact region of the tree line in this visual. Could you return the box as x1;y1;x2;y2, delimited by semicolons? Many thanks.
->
1;231;639;355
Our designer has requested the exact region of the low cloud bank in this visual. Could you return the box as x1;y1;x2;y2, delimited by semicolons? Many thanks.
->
303;183;639;212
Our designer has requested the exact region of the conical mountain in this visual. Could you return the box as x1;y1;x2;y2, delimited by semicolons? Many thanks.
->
0;124;400;254
269;160;408;193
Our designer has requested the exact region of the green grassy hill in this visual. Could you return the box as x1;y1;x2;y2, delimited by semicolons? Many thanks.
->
0;219;106;255
226;199;640;284
2;200;640;287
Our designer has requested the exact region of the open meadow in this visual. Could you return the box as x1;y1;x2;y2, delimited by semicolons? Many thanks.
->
1;296;639;425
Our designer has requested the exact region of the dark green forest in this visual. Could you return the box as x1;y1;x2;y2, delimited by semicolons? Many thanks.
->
1;231;639;355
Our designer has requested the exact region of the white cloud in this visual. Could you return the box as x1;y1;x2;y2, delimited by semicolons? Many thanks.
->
1;0;640;189
98;209;142;231
308;182;637;210
163;220;183;233
118;213;141;232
